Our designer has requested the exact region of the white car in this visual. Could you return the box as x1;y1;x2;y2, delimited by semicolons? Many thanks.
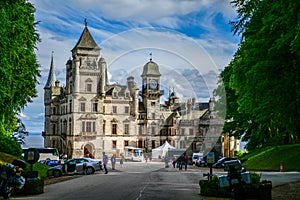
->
48;158;103;177
195;157;206;167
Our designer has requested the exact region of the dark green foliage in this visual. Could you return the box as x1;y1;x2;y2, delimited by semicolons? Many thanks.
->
250;172;261;185
0;135;22;157
215;0;300;150
0;0;40;135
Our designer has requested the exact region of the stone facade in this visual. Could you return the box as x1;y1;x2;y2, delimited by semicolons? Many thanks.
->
43;24;229;159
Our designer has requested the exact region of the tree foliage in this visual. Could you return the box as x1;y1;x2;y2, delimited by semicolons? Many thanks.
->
215;0;300;150
0;0;40;136
0;135;22;157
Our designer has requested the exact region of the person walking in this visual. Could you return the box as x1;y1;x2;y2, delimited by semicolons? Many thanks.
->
172;156;177;168
111;154;116;170
183;154;189;171
164;156;169;168
177;155;184;170
120;157;124;168
103;152;109;174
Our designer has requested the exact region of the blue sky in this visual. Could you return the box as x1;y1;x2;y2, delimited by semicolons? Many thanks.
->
21;0;239;133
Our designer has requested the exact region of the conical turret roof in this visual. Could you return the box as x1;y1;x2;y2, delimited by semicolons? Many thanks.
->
44;52;56;89
72;26;100;51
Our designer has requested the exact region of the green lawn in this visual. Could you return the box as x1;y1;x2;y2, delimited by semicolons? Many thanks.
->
241;144;300;171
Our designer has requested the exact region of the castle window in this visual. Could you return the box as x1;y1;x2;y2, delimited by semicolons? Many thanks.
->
112;106;117;114
124;106;129;114
180;141;185;148
139;125;143;135
113;92;117;98
151;102;155;107
103;120;106;134
191;142;196;151
52;107;56;115
92;103;98;112
80;103;85;112
86;84;92;92
181;128;185;135
86;122;92;132
152;113;155;119
112;124;117;134
82;121;85;132
152;140;156;149
112;140;117;149
124;140;129;147
189;128;194;136
69;81;73;93
151;127;155;135
69;118;72;135
124;124;129;134
69;100;72;113
103;106;105;114
82;121;96;132
125;92;129;98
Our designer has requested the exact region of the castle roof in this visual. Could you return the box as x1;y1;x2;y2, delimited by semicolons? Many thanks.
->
44;52;56;89
72;26;100;50
141;59;161;77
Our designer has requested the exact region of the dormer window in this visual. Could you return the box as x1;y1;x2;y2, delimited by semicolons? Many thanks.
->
114;92;117;98
86;84;92;92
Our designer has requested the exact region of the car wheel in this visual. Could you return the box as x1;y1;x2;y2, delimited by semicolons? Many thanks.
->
52;169;62;177
86;167;94;175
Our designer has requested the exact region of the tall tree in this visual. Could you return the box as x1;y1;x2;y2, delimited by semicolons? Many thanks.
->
215;0;300;150
0;0;40;136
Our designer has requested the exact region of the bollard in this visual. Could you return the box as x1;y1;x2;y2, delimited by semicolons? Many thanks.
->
279;163;284;172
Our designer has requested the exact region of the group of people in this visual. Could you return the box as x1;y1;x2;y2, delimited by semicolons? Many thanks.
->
102;153;125;174
171;154;189;171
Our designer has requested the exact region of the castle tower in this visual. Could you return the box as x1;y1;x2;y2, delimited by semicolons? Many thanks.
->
141;56;162;151
43;52;60;147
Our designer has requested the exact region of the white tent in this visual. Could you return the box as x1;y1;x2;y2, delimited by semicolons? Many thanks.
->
152;141;176;159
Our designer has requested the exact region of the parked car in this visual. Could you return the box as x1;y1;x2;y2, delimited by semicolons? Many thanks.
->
212;157;237;168
39;159;59;167
48;158;103;177
192;153;202;165
195;157;206;167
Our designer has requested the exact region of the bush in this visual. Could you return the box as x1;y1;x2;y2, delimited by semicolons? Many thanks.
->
250;172;261;185
0;135;22;157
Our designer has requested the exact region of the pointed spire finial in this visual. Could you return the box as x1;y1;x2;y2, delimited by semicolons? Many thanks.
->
84;18;88;27
44;51;57;89
149;53;152;61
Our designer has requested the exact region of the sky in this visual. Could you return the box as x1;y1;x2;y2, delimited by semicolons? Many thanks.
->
21;0;239;133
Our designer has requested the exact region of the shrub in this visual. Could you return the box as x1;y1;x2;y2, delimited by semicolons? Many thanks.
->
0;134;22;157
250;172;261;185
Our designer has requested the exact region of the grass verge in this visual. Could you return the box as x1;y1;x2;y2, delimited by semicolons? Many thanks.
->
241;144;300;171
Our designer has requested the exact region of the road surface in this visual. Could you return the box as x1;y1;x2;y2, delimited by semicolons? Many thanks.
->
7;161;300;200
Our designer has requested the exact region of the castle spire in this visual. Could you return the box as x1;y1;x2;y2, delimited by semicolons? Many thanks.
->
44;51;57;89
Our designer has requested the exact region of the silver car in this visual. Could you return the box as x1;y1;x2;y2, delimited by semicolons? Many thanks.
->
48;158;103;177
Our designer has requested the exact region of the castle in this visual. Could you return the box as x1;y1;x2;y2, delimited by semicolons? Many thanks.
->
43;24;229;159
